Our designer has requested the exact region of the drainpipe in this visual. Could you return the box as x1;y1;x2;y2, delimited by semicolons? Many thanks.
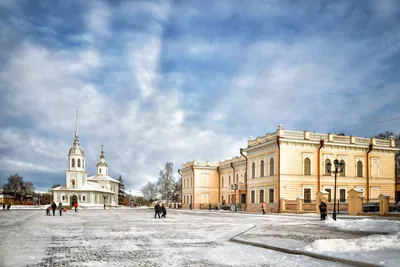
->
178;169;182;205
277;136;281;213
230;162;236;204
240;148;248;210
366;144;373;203
318;140;325;192
191;165;195;209
217;166;220;204
395;153;400;202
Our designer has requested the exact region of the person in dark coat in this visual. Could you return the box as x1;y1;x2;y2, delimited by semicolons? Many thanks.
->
161;204;167;218
7;203;11;210
46;206;50;216
2;203;5;210
154;203;161;218
51;202;57;216
319;201;327;220
58;202;64;216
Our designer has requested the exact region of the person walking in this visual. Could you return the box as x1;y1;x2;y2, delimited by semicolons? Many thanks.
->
161;204;167;218
51;202;57;216
319;201;327;220
261;201;266;215
74;202;78;212
154;203;161;218
2;202;5;210
46;206;50;216
58;202;64;216
7;203;11;210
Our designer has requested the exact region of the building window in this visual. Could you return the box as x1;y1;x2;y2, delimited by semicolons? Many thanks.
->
325;159;331;175
325;188;332;202
340;160;346;176
304;158;311;175
259;189;264;203
62;195;65;201
236;174;239;183
252;162;255;178
221;177;224;188
78;159;81;167
82;159;84;168
251;191;255;203
240;194;246;204
268;188;274;203
221;195;224;204
100;168;102;174
270;158;274;176
357;161;363;177
71;180;75;188
71;158;75;168
260;160;264;177
304;188;311;203
190;195;192;204
83;196;86;201
228;175;231;185
339;189;346;202
228;195;231;204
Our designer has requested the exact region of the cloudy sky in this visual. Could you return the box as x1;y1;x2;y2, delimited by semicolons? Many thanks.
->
0;0;399;192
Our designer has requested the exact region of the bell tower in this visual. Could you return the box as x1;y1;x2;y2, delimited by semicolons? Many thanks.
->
97;144;109;176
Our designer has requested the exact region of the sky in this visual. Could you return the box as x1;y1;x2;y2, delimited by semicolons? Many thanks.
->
0;0;399;192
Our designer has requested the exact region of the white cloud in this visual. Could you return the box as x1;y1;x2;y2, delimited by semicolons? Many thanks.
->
87;0;111;38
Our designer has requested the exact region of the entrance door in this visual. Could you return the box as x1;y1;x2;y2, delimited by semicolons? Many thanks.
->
71;195;78;206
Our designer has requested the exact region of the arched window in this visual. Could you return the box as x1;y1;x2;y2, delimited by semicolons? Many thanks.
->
340;160;346;176
229;175;231;185
357;161;363;177
78;159;81;167
71;180;75;188
260;160;265;177
99;168;102;174
270;158;274;176
82;159;84;168
221;177;224;188
325;159;331;175
221;195;224;203
71;158;75;168
304;158;311;175
236;174;239;183
252;162;255;178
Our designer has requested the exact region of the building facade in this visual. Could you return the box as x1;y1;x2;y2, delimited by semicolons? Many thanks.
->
52;113;119;207
180;125;399;212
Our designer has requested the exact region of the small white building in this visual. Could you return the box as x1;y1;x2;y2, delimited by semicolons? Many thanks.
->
52;113;119;207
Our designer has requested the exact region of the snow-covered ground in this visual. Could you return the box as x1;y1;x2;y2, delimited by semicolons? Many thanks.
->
0;209;398;267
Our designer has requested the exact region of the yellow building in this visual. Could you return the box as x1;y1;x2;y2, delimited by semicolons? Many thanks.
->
180;125;399;212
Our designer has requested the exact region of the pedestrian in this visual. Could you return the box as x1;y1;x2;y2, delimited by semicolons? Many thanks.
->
161;204;167;218
208;203;212;211
154;203;161;218
51;202;57;216
46;206;50;216
319;201;327;220
74;201;78;212
261;201;266;214
104;203;106;210
189;203;192;210
7;203;11;210
58;202;64;216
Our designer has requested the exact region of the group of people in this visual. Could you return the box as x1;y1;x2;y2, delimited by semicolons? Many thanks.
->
1;202;11;210
46;201;78;216
154;203;167;218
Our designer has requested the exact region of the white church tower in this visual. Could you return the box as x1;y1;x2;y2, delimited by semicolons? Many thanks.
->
96;145;108;176
66;111;88;189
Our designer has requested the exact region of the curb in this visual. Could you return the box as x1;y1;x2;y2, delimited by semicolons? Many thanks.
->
229;226;381;267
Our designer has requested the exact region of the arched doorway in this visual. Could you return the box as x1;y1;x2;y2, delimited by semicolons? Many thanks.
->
71;195;78;206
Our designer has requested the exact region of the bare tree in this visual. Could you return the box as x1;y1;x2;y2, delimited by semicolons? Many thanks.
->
141;181;158;203
157;162;174;204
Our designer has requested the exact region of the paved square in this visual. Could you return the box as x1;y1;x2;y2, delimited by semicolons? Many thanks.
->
0;209;352;267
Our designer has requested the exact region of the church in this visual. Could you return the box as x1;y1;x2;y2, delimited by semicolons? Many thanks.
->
52;113;120;207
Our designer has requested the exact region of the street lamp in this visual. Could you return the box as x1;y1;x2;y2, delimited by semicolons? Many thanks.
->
231;183;238;213
326;159;344;221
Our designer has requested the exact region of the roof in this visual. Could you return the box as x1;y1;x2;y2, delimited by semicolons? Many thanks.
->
52;182;114;194
87;174;120;183
0;194;15;198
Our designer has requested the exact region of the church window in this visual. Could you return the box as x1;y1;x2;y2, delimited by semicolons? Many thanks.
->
82;159;84;168
83;196;86;201
71;159;75;168
71;180;75;188
78;159;81;167
100;168;102;174
62;195;65;201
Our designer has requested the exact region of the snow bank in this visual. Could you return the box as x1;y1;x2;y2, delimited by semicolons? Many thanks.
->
324;216;400;233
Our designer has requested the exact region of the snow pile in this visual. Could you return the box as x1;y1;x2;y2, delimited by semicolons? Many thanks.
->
304;232;400;252
324;216;400;233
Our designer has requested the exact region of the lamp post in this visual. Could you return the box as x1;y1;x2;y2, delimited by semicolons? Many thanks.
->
232;183;238;213
327;159;344;221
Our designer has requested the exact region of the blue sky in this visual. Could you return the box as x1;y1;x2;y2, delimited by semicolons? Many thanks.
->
0;0;399;192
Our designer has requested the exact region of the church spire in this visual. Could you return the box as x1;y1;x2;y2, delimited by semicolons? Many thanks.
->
100;144;105;159
73;110;80;147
